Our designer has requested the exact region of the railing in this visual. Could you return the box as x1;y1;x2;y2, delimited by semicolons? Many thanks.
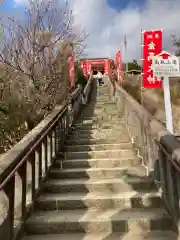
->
106;76;180;227
0;77;93;240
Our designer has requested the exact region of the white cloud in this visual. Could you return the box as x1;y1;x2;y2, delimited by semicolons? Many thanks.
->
13;0;180;60
67;0;180;60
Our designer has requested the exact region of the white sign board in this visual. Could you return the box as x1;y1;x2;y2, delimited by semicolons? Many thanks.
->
152;53;180;77
151;51;180;134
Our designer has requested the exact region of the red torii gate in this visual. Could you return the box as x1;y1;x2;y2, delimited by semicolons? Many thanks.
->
80;58;115;78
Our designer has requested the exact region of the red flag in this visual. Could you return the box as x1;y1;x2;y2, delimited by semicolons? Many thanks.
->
86;61;92;75
79;60;88;77
110;59;115;78
68;55;75;88
116;50;123;82
142;30;162;88
83;61;88;77
104;59;110;75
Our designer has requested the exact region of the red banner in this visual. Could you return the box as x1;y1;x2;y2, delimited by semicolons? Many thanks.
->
83;61;88;77
111;59;115;78
104;59;110;75
86;61;92;75
79;60;87;77
68;55;75;88
116;50;123;82
143;30;162;88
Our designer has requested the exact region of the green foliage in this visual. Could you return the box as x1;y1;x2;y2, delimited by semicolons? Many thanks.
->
122;60;141;72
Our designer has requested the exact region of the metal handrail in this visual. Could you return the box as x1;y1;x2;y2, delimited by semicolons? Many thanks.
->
0;77;94;240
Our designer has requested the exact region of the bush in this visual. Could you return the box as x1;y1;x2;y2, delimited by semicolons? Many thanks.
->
154;79;180;105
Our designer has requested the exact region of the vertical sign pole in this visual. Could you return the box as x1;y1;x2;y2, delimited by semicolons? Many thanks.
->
140;30;144;106
124;35;128;73
163;76;173;133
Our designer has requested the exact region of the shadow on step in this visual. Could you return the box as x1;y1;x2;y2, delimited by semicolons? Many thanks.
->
26;200;177;238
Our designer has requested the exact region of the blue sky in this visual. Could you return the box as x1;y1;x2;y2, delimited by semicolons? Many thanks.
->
1;0;146;11
1;0;180;60
108;0;146;10
1;0;13;11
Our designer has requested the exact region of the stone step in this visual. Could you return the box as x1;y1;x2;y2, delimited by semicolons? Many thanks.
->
24;208;173;235
79;115;119;121
35;191;162;211
72;123;124;130
83;105;116;109
66;132;130;141
83;102;115;107
96;93;111;96
75;116;125;121
69;128;128;137
82;105;117;112
21;231;177;240
78;114;120;119
78;116;120;122
71;128;126;136
63;149;138;160
42;177;155;194
92;107;116;112
68;125;128;136
49;166;147;180
65;143;133;152
75;118;124;125
80;111;118;118
96;93;110;96
54;157;142;169
74;120;122;126
96;99;113;103
65;138;131;145
80;112;118;118
95;102;116;106
90;111;117;115
96;96;111;99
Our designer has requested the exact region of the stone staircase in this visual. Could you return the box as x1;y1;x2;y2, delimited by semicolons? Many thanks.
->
22;81;176;240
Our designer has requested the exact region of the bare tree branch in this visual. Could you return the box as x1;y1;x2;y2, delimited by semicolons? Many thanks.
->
171;34;180;56
0;0;87;153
